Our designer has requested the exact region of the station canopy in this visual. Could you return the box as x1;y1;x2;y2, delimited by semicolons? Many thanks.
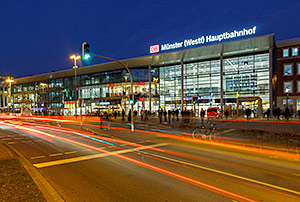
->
15;34;274;85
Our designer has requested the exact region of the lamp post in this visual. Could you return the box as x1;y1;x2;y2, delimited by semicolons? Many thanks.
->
89;53;135;132
285;88;289;109
5;78;14;108
70;54;81;118
40;83;47;111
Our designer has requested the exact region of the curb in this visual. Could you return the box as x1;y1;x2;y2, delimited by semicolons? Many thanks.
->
4;143;65;202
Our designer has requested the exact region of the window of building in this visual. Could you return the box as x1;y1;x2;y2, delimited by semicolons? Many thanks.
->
284;64;292;76
283;49;289;57
298;64;300;75
298;81;300;93
283;99;293;106
292;47;298;56
284;82;292;93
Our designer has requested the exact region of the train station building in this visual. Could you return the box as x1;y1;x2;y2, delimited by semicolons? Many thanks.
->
10;33;275;118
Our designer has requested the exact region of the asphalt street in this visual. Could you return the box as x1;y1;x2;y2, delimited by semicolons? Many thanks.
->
0;117;300;202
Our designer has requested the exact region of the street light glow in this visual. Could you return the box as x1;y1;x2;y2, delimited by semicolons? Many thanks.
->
6;79;14;83
70;54;81;60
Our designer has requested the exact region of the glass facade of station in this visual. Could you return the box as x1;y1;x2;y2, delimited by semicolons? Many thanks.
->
12;69;158;116
159;53;270;116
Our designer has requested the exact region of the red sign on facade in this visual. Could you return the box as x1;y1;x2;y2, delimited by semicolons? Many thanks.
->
108;84;115;87
64;101;76;104
137;82;145;85
150;44;160;54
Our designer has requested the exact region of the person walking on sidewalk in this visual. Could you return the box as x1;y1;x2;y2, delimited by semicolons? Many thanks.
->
158;109;163;124
128;109;131;122
144;110;149;121
168;109;171;123
140;109;144;121
171;109;175;121
225;109;229;119
122;109;125;121
200;108;205;126
284;107;290;121
175;108;179;121
164;109;167;123
114;110;117;119
265;108;270;120
245;108;251;120
190;110;193;125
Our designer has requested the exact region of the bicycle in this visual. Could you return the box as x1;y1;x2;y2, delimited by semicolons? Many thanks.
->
192;122;221;142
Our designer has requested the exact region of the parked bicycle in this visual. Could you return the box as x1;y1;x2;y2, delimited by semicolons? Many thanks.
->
192;122;221;142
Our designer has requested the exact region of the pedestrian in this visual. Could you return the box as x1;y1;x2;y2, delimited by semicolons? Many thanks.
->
200;108;205;126
114;110;117;119
181;109;185;123
105;112;111;130
284;107;290;121
134;110;137;120
171;109;175;121
140;109;144;121
168;109;171;123
245;108;251;120
158;108;163;124
128;109;131;122
99;112;104;129
298;109;300;120
225;109;229;119
122;109;125;121
144;110;149;121
175;108;179;121
186;109;190;123
190;110;193;125
265;108;270;120
164;109;167;123
273;107;281;120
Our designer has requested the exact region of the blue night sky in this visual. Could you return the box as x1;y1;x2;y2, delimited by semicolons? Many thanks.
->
1;0;300;77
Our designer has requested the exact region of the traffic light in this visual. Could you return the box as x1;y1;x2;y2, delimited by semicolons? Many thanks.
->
192;96;197;104
82;42;90;60
129;94;134;105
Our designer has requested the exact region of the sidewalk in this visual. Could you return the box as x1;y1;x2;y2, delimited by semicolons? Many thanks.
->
0;142;46;201
129;116;300;134
110;116;300;153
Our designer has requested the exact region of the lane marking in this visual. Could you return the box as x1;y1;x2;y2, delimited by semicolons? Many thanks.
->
73;132;114;146
33;143;169;168
49;153;63;157
8;142;17;144
222;129;236;133
142;151;300;196
65;151;77;155
292;173;300;177
31;155;45;159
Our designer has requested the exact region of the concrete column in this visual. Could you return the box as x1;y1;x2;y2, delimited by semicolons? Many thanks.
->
269;46;274;115
181;60;184;112
220;52;224;114
2;87;6;107
148;65;152;113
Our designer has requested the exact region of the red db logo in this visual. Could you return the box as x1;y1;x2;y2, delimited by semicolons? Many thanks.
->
150;44;159;54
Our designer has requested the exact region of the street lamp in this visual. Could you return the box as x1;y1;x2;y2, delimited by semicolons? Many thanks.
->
70;54;81;118
40;83;47;110
5;78;14;108
285;88;289;108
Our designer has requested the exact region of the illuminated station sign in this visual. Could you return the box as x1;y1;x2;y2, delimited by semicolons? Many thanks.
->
150;26;257;54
